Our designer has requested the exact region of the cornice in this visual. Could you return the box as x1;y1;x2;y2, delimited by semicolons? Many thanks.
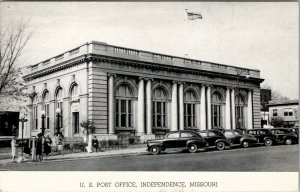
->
23;54;264;84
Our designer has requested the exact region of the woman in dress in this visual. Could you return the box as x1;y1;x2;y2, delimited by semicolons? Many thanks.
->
36;133;43;162
43;134;52;158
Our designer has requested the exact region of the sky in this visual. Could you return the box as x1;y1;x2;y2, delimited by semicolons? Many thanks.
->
1;2;299;99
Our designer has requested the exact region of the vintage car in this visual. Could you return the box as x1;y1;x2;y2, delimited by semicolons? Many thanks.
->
269;128;298;145
146;130;208;155
198;129;231;150
288;127;299;139
223;129;258;148
245;128;280;146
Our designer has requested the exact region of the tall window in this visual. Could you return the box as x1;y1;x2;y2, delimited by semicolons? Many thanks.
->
184;90;197;128
71;84;78;101
152;87;167;129
70;84;79;134
73;112;79;134
273;109;278;116
235;95;245;128
211;93;223;128
43;91;50;129
56;88;63;129
32;95;38;130
115;84;133;128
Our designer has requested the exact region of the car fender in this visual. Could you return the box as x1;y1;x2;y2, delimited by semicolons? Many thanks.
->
263;136;277;143
186;140;205;148
283;135;297;142
147;142;164;148
240;137;257;144
214;139;230;146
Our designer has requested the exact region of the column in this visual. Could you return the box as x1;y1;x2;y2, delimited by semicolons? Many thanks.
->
137;78;145;135
200;84;206;130
231;88;236;129
146;79;152;134
108;74;114;134
171;82;178;131
247;89;253;129
178;83;184;130
225;87;231;129
206;85;211;130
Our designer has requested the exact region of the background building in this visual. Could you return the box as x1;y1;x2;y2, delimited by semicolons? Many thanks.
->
23;41;264;142
268;100;299;128
260;89;272;127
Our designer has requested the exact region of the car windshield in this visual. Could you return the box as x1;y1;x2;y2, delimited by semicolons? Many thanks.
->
274;129;291;134
224;132;234;137
167;133;179;139
181;132;198;138
199;132;207;137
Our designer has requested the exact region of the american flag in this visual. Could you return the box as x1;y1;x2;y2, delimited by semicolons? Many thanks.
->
186;10;202;20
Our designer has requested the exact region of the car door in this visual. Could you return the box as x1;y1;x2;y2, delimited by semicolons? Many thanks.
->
179;132;193;148
199;132;213;146
224;131;237;144
164;132;180;148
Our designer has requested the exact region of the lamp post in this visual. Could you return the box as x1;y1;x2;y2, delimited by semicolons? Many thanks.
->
236;69;250;129
19;114;27;156
41;110;45;135
56;108;61;136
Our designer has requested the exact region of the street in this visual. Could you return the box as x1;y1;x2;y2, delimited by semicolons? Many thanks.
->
0;144;298;171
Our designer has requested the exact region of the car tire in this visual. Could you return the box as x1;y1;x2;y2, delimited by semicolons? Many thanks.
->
284;138;292;145
242;141;250;148
216;141;226;150
188;144;198;153
149;146;161;155
264;138;273;146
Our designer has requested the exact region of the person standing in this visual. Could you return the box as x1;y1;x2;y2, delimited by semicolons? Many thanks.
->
11;137;17;163
56;132;64;155
36;133;43;162
43;134;52;158
92;136;99;152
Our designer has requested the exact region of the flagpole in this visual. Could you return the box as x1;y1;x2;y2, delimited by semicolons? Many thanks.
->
184;9;188;57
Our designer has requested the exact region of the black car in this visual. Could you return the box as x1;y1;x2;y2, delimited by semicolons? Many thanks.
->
223;129;258;148
287;127;299;139
269;128;298;145
146;130;208;155
198;129;231;150
246;128;280;146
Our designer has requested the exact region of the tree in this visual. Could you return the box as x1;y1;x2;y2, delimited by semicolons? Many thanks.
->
0;21;32;101
270;117;284;128
80;120;96;153
261;84;290;101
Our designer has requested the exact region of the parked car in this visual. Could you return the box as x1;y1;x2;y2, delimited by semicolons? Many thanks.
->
223;129;258;148
269;128;298;145
198;129;231;150
146;130;208;155
245;128;280;146
288;127;299;139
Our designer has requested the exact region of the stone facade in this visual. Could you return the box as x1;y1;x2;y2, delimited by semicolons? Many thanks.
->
23;41;264;142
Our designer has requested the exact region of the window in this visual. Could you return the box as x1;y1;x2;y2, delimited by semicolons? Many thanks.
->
167;133;179;139
32;95;38;130
273;109;278;116
73;112;79;134
284;109;293;116
43;91;50;129
184;90;197;129
199;132;207;137
115;84;133;128
211;93;223;128
224;132;234;137
181;132;196;138
235;95;245;129
56;88;63;129
233;131;242;135
208;131;217;137
152;87;167;129
70;84;78;101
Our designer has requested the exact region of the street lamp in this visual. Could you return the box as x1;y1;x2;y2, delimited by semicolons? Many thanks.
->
56;108;61;135
236;69;250;129
19;114;27;156
41;110;45;135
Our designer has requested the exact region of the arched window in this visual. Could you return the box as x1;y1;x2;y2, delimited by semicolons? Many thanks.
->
152;87;167;129
211;93;223;128
70;84;79;134
55;88;63;131
32;95;38;130
43;91;50;130
184;90;197;128
235;94;245;128
115;84;133;128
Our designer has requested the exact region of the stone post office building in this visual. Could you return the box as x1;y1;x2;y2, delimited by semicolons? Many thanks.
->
23;41;264;141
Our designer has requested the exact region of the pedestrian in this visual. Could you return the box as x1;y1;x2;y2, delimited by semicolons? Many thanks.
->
43;134;52;158
92;136;99;152
36;133;43;162
23;140;31;159
11;136;17;163
56;132;64;155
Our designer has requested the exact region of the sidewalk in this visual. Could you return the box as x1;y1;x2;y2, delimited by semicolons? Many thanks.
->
0;144;148;165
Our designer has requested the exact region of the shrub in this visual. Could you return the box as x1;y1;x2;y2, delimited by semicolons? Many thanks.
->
99;140;107;149
129;137;135;144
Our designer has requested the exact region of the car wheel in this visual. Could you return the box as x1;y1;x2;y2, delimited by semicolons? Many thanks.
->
264;138;273;146
284;138;292;145
149;146;161;155
242;141;250;148
216;141;226;150
188;144;198;153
